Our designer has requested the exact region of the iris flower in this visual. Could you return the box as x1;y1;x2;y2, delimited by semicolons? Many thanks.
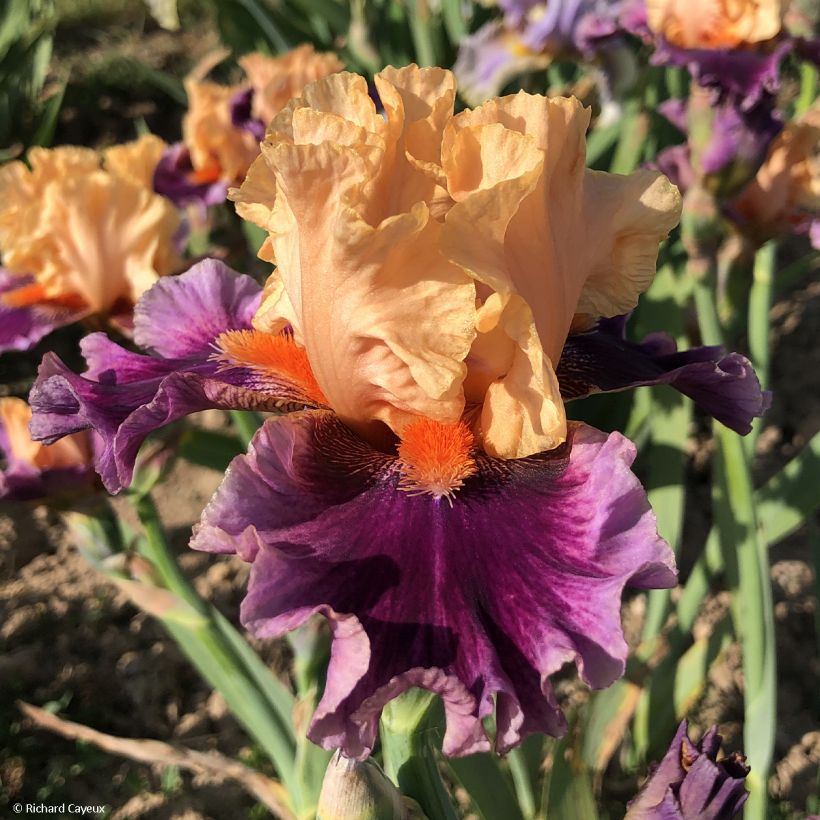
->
0;397;94;502
455;0;637;111
156;45;342;207
0;137;180;353
641;0;798;107
625;720;750;819
30;67;769;758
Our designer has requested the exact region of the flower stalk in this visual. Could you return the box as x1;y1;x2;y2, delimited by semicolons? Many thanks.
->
380;691;458;820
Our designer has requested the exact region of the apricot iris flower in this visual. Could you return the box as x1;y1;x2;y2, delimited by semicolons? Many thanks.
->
30;67;768;758
0;136;179;352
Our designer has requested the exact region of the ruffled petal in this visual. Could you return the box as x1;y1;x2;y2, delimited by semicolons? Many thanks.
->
191;410;676;759
442;93;680;457
557;316;771;434
133;258;262;357
232;69;477;442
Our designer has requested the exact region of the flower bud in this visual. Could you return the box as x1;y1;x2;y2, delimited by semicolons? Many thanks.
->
317;751;421;820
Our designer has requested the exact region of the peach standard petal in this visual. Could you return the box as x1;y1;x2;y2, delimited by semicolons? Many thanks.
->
734;103;820;235
103;134;168;189
231;68;476;443
0;145;180;314
232;68;679;460
239;45;343;127
442;92;680;458
183;78;260;183
646;0;783;49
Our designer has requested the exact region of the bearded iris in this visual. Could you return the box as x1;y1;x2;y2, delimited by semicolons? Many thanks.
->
0;137;180;353
30;66;769;758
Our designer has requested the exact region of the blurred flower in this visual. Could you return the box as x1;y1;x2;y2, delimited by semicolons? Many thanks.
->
642;0;799;106
162;45;344;206
732;101;820;247
0;137;181;352
455;0;637;110
646;0;783;49
30;67;766;761
237;46;344;131
0;397;94;501
654;88;783;198
625;720;750;819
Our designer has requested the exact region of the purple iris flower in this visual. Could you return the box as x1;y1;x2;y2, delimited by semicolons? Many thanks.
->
653;93;783;196
455;0;636;106
27;260;772;758
626;720;750;819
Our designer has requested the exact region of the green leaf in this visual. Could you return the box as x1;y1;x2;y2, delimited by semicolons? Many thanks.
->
447;754;525;820
540;733;598;820
178;427;245;472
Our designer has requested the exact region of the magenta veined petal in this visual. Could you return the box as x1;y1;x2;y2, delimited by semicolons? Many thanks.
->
191;410;676;759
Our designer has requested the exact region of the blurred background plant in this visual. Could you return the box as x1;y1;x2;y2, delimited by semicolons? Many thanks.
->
1;1;818;818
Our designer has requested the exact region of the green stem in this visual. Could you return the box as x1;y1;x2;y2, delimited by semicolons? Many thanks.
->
130;493;302;808
796;62;818;118
694;268;775;820
713;427;775;820
746;242;775;455
406;0;437;67
380;695;458;820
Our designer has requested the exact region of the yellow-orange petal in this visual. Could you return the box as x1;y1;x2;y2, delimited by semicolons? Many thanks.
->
239;45;343;127
646;0;783;49
183;78;260;183
734;103;820;235
103;134;167;190
576;169;682;317
0;397;91;470
397;418;477;500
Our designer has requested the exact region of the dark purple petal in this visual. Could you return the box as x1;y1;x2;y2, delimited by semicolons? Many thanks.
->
557;316;770;434
191;411;676;759
651;41;791;109
626;720;749;819
153;143;228;210
229;87;266;141
133;258;262;357
0;270;82;354
29;350;292;493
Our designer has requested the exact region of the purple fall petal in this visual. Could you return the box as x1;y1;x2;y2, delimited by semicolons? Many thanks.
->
0;270;81;354
153;143;228;210
626;720;749;819
557;316;770;434
651;41;791;109
191;410;676;759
